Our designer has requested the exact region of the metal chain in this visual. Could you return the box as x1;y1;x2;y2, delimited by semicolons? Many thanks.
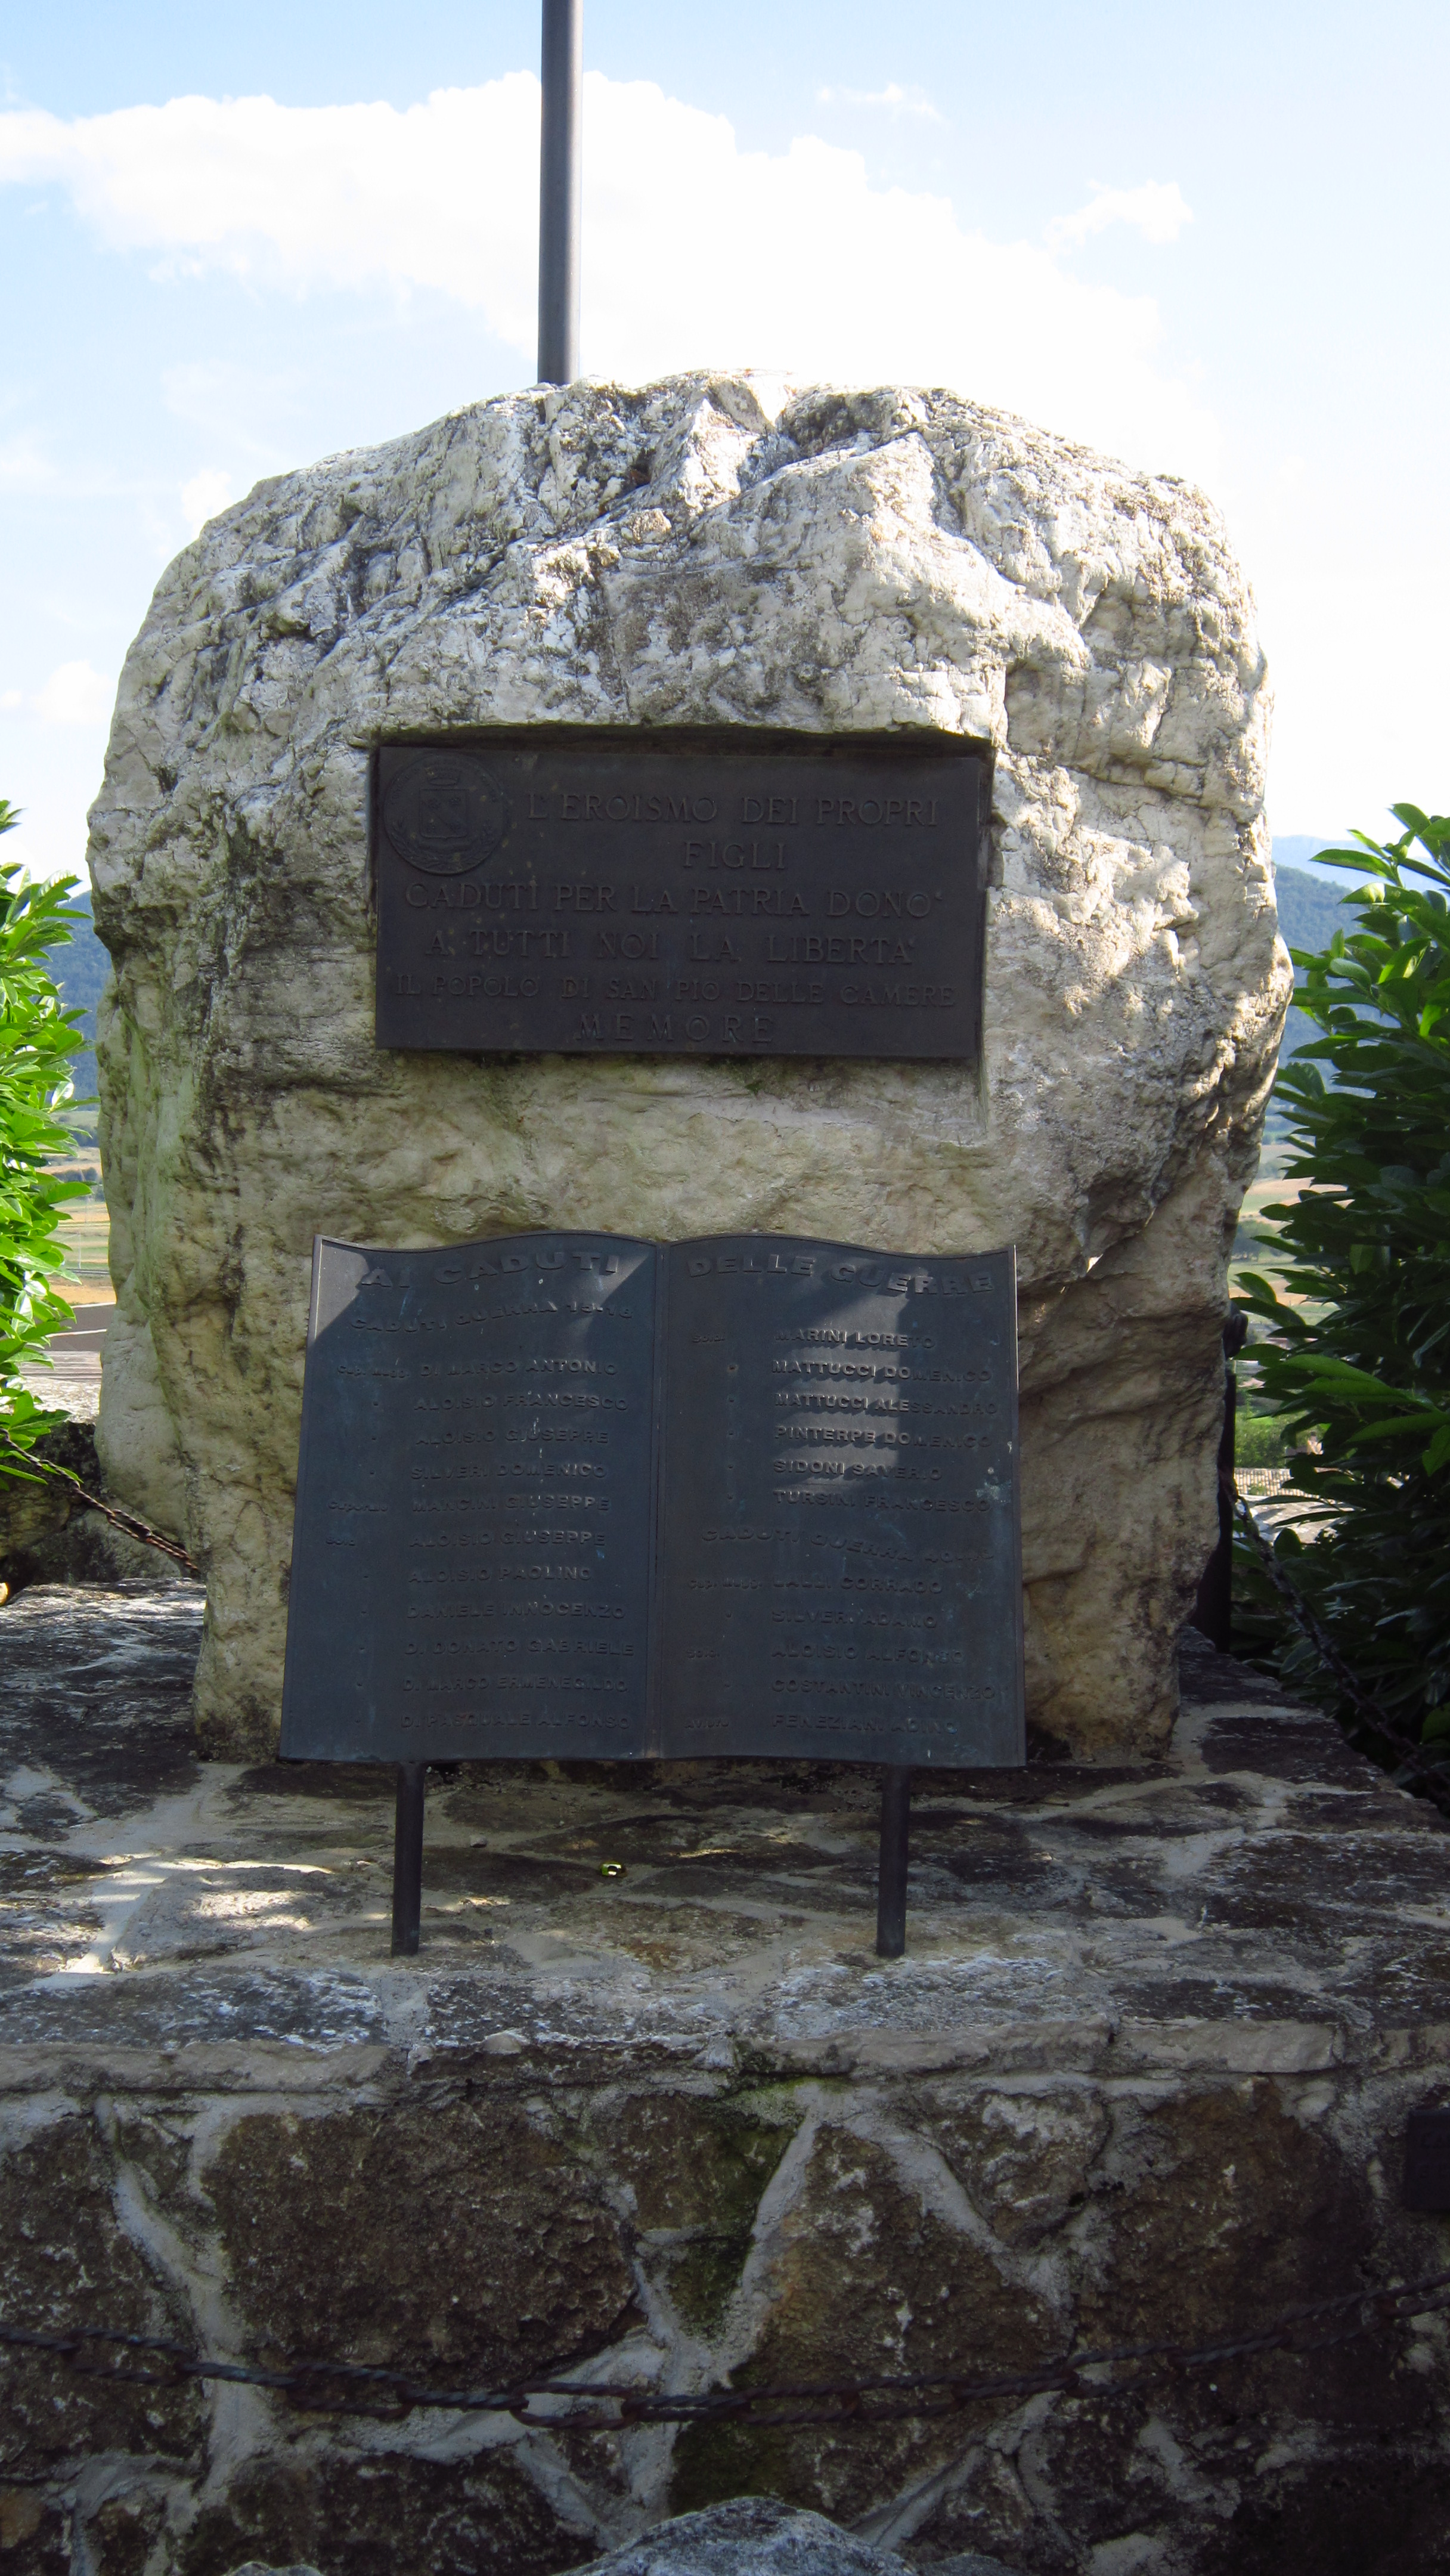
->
0;1433;200;1575
4;2265;1448;2433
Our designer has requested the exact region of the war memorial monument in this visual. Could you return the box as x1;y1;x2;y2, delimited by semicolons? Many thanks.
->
86;367;1286;1769
4;23;1450;2575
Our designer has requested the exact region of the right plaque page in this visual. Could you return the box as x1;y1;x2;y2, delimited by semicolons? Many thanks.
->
655;1237;1024;1766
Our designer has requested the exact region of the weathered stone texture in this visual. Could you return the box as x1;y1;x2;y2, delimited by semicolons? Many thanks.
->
85;373;1288;1757
2;1588;1448;2574
0;2117;205;2481
0;1405;181;1600
684;2127;1057;2527
179;2453;584;2576
206;2099;637;2377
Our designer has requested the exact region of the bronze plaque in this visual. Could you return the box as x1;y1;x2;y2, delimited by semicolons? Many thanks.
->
280;1231;1023;1769
373;734;988;1061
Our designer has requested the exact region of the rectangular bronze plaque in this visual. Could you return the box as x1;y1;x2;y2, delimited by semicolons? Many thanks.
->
281;1231;1023;1769
373;734;987;1061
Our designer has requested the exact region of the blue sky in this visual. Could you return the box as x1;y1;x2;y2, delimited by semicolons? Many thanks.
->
2;1;1446;881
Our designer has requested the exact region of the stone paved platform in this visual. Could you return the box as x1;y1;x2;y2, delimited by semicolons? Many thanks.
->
2;1583;1449;2576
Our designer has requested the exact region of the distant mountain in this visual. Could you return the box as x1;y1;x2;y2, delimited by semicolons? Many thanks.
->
1272;832;1349;881
1266;864;1367;1141
1274;865;1351;958
1274;863;1355;1067
42;886;111;1134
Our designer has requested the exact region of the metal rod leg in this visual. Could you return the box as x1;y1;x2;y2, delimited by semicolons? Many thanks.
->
876;1765;912;1958
391;1762;426;1958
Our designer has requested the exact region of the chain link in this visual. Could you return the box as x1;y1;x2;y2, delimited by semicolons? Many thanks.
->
4;2265;1448;2433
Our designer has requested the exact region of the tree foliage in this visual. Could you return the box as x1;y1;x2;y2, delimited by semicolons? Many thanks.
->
0;803;92;1476
1234;804;1450;1760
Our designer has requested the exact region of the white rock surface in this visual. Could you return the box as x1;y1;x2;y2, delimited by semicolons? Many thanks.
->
587;2501;904;2576
584;2498;1018;2575
87;373;1287;1757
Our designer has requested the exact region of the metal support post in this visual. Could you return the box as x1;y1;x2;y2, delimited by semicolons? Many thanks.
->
876;1764;912;1958
538;0;583;383
391;1762;427;1957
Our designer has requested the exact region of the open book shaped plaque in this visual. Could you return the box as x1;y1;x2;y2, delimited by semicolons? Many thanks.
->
281;1232;1024;1772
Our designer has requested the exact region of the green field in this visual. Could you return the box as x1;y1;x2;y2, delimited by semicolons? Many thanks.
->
48;1167;111;1305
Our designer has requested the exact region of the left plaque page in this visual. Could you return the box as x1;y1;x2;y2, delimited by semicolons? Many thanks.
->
280;1233;658;1762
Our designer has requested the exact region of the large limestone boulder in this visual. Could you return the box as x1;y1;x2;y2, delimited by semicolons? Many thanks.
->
87;372;1287;1758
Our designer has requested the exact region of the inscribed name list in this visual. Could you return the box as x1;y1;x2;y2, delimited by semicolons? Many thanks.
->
374;735;987;1062
281;1233;1024;1770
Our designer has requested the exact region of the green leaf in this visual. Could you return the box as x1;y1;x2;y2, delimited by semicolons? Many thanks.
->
0;840;93;1479
1237;803;1450;1743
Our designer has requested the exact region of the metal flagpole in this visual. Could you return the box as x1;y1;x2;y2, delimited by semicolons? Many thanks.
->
538;0;583;384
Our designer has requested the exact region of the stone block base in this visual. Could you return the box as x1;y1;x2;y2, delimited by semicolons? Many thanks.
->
2;1589;1448;2575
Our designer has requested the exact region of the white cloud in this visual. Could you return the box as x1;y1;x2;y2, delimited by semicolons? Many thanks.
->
163;357;298;448
1226;454;1450;837
816;82;944;123
0;665;114;884
181;466;234;535
1;660;114;726
0;78;1441;846
0;82;541;338
0;78;1219;484
0;431;58;492
38;660;114;725
0;764;104;886
1047;181;1193;252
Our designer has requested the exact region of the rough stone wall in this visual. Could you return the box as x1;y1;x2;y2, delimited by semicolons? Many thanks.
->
86;373;1288;1757
0;1406;181;1599
2;1589;1449;2576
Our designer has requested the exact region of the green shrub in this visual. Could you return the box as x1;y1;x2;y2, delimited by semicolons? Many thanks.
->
1234;1408;1290;1469
0;803;92;1479
1234;804;1450;1762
